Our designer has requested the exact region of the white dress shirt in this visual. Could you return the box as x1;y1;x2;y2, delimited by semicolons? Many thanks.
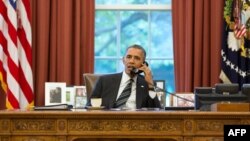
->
116;71;156;109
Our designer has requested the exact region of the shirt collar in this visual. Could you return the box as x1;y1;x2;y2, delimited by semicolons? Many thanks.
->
122;71;137;83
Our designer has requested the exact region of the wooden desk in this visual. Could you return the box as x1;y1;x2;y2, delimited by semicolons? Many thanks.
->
0;110;250;141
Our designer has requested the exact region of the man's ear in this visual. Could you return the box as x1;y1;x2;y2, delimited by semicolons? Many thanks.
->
122;57;125;64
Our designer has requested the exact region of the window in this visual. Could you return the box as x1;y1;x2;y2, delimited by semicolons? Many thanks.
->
94;0;174;96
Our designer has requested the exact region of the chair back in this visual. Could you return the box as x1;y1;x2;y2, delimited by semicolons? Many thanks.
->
83;73;102;98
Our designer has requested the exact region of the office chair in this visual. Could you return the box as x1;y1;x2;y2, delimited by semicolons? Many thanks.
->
83;73;102;99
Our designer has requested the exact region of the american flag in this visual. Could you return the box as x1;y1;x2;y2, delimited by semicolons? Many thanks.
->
0;0;33;109
234;24;246;39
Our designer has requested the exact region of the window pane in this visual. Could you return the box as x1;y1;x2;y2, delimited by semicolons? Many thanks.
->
94;60;117;73
150;60;175;92
95;11;118;57
151;0;171;4
96;0;117;4
119;0;147;4
120;11;149;56
150;11;173;58
96;0;171;5
96;0;148;5
117;59;125;72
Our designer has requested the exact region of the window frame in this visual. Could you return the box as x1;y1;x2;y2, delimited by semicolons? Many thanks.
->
95;3;172;70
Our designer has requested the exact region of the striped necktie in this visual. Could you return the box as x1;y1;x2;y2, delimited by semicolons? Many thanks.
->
114;79;133;108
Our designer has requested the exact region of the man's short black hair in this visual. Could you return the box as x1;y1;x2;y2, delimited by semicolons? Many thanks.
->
126;44;146;60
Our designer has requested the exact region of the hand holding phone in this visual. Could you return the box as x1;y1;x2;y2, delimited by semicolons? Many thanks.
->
130;61;154;87
131;61;149;74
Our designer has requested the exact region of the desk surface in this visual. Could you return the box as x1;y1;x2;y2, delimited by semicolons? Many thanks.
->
0;110;250;141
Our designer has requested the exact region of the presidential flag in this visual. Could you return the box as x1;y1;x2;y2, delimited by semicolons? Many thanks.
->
0;0;33;109
220;0;250;86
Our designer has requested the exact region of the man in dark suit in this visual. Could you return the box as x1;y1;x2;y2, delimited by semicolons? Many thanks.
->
90;44;161;109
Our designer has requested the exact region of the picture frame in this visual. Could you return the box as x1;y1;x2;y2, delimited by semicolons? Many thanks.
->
74;86;87;108
65;86;75;106
154;80;165;90
45;82;66;106
154;80;166;108
170;93;194;107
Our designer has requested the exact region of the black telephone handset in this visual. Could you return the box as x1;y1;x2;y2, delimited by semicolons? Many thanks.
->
131;61;149;74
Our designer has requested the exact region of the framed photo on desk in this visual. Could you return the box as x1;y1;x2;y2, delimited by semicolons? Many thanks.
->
170;93;194;107
45;82;66;106
74;86;87;108
65;86;75;106
154;80;165;108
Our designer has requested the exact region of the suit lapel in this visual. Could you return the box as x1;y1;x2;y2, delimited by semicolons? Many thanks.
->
108;73;122;108
136;76;147;108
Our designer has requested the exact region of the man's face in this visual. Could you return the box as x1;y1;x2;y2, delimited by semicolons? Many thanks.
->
123;48;145;74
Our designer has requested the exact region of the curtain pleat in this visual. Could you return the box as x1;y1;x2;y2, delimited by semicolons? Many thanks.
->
31;0;95;106
172;0;224;92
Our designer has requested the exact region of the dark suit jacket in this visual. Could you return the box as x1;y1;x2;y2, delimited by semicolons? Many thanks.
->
89;72;161;109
